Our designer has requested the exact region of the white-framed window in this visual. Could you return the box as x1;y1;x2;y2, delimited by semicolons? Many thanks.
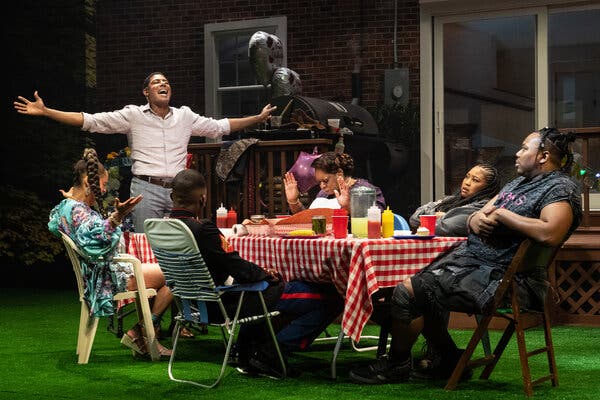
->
204;16;287;120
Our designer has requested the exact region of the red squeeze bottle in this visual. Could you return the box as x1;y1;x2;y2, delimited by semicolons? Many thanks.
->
227;207;237;228
368;220;381;239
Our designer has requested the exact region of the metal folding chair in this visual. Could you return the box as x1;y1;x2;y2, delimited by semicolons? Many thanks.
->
144;218;286;388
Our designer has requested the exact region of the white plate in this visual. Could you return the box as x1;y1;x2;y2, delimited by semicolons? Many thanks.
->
392;235;436;240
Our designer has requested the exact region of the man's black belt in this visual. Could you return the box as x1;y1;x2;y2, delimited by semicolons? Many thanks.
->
134;175;173;188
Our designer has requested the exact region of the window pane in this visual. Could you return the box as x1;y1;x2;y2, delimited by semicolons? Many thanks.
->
217;32;264;87
218;36;236;62
549;9;600;128
238;57;255;86
220;61;236;87
443;16;535;192
220;89;268;118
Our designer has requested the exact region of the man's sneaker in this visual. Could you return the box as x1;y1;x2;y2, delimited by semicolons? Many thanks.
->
248;347;289;380
349;356;411;384
410;349;472;382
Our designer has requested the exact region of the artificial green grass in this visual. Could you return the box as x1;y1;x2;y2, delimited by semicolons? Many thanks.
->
0;288;598;399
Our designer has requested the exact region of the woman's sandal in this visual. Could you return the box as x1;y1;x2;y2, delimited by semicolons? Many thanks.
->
179;326;195;339
121;332;148;356
156;343;173;358
121;323;148;356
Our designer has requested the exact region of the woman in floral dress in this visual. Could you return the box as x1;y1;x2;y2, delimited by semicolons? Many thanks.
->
49;148;172;357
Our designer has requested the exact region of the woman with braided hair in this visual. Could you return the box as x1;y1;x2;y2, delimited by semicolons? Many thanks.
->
409;164;501;237
48;148;173;358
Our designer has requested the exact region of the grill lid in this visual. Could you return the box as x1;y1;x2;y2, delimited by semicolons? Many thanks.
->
270;95;378;135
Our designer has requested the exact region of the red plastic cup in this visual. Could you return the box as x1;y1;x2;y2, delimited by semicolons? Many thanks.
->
333;215;349;239
419;215;437;235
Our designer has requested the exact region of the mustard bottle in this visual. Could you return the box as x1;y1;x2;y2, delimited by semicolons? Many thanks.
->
381;206;394;238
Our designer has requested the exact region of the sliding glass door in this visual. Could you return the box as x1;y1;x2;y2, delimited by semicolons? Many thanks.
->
426;3;600;201
433;11;539;196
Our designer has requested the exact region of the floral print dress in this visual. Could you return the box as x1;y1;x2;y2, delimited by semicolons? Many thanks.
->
48;199;133;317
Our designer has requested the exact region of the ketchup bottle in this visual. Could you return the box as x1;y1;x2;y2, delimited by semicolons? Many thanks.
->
227;207;238;228
367;202;381;239
216;203;228;228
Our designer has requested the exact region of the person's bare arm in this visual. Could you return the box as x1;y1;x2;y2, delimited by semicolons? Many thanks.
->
468;195;498;236
14;91;84;127
228;104;276;132
491;201;573;246
283;172;304;214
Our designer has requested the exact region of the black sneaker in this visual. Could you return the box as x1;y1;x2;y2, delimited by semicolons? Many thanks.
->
349;356;411;384
410;349;472;382
248;347;289;380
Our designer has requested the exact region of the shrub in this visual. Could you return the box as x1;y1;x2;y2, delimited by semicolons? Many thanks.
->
0;186;63;265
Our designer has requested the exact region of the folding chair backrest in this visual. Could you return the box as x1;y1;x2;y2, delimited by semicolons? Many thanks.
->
516;240;558;273
489;239;557;310
144;218;221;323
60;232;88;301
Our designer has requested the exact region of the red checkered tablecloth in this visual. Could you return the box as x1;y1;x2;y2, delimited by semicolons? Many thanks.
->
123;232;466;342
228;235;466;342
123;232;157;263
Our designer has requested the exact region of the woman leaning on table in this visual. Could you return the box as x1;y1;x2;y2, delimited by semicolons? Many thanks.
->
409;164;501;237
277;152;386;358
283;151;386;214
48;148;173;358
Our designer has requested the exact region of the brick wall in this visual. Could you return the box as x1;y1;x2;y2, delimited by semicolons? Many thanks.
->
94;0;419;113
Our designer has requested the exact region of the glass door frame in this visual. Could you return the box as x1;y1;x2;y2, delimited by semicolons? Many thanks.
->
425;7;548;200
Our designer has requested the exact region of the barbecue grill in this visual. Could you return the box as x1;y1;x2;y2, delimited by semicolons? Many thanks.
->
269;95;378;135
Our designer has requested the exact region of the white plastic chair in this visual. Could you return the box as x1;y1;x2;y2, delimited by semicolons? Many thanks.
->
60;232;160;363
143;218;286;388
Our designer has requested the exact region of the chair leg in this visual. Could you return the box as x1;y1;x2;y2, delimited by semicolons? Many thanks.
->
168;317;235;389
76;303;89;356
479;320;515;379
445;314;493;391
543;304;559;387
513;307;534;397
258;292;287;379
135;293;159;361
79;316;99;364
330;329;346;379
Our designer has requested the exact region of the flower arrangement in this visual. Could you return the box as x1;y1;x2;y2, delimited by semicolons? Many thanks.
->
102;147;131;210
102;147;135;231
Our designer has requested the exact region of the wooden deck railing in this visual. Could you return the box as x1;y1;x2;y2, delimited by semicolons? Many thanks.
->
187;138;331;221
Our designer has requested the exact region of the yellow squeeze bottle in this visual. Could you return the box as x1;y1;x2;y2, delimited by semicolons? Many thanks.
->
381;206;394;238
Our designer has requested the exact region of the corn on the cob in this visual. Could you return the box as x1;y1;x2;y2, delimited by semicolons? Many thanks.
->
288;229;316;236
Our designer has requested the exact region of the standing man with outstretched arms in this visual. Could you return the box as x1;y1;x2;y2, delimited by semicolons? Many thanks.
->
15;72;275;232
